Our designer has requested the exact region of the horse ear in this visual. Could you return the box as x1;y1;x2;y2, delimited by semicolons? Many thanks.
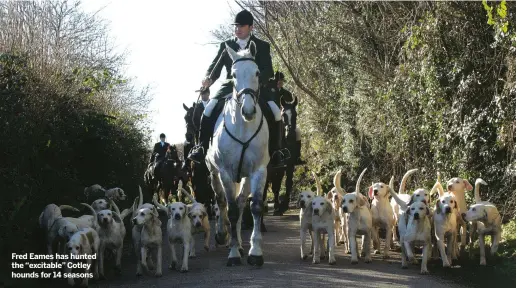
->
183;103;189;111
249;41;257;57
225;43;238;61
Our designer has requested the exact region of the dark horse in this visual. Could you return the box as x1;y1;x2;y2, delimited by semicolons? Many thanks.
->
261;96;299;217
144;145;186;204
182;102;215;215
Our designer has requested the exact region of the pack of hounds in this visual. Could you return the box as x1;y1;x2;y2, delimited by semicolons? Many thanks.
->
301;168;502;274
39;182;222;286
38;168;502;286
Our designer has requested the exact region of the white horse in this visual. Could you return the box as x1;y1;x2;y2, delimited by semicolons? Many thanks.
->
206;41;269;267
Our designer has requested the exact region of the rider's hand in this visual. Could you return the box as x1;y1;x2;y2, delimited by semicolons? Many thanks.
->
201;77;213;88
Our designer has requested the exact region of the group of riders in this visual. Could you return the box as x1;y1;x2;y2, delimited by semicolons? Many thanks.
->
146;10;305;207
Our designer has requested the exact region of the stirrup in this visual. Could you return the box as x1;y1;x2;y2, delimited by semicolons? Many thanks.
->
280;148;291;159
187;145;205;164
270;150;287;168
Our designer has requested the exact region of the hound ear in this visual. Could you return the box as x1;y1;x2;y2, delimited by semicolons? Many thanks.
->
326;191;333;201
463;179;473;191
406;207;411;216
357;195;366;207
249;41;257;57
325;201;332;214
112;212;122;223
202;211;208;218
151;207;159;218
435;199;441;214
183;103;189;111
80;233;88;247
368;186;374;200
454;200;458;209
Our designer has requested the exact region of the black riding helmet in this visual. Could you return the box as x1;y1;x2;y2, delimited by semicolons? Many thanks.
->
160;133;166;138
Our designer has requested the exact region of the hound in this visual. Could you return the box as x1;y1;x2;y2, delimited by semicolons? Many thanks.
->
369;169;418;258
64;227;100;286
298;188;317;260
341;168;372;264
390;185;433;274
131;192;162;277
180;186;211;256
154;197;192;272
106;187;127;202
311;172;336;265
131;186;158;275
462;178;501;266
39;204;80;253
81;199;127;279
446;176;473;252
84;184;107;201
433;181;460;267
390;169;419;243
326;170;348;252
92;198;111;212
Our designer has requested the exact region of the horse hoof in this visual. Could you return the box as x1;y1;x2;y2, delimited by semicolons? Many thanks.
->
239;248;245;256
247;255;264;267
227;257;242;267
215;233;227;246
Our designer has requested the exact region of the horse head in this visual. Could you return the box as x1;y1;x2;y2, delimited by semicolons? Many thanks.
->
225;41;259;122
183;102;196;143
281;95;298;141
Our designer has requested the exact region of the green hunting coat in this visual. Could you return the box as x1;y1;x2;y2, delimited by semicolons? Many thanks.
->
206;34;274;101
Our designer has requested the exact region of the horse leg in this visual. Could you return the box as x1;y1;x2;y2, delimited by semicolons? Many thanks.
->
247;167;267;267
272;171;283;216
283;164;294;213
218;172;241;266
211;172;229;247
260;181;268;232
236;179;251;256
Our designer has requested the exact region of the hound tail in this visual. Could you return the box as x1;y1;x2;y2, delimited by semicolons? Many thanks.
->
333;170;344;194
399;168;418;194
474;178;488;204
179;187;197;204
312;171;323;196
59;205;79;213
355;168;367;195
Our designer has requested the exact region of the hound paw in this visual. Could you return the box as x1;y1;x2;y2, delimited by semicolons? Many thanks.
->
247;255;264;267
239;248;245;257
442;261;451;268
373;250;380;255
364;257;372;263
204;245;210;252
420;269;429;275
227;257;242;267
312;259;320;264
155;271;162;277
401;264;408;269
215;233;228;246
169;262;176;270
329;259;336;265
180;266;188;273
351;260;359;265
480;259;487;266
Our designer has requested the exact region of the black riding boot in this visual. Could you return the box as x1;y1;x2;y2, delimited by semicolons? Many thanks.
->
269;120;288;168
294;140;306;165
188;114;213;164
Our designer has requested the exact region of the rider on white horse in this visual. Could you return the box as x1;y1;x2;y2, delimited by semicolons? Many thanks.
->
187;10;289;169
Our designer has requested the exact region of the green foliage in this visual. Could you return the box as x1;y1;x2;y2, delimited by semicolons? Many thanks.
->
239;1;516;219
0;1;152;284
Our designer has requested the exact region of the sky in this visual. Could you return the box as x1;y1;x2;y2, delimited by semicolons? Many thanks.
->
80;0;240;146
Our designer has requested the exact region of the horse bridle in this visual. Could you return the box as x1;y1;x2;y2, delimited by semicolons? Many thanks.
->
231;57;260;106
222;56;264;183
